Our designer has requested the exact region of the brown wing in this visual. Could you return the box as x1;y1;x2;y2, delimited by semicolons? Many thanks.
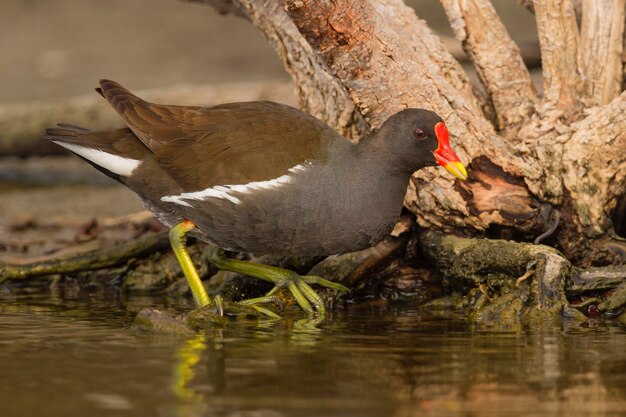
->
97;79;343;191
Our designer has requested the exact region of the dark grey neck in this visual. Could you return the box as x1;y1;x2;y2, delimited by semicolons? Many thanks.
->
322;130;415;215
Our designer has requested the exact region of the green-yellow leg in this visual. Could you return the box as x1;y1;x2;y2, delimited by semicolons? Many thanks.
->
169;220;212;308
205;245;349;316
170;221;280;319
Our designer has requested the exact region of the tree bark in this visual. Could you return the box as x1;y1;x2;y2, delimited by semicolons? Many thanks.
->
580;0;625;106
533;0;582;112
195;0;626;265
441;0;537;130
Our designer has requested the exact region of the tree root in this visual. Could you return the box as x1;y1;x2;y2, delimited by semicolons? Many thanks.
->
0;232;171;284
567;266;626;294
567;266;626;316
4;224;626;326
420;231;626;324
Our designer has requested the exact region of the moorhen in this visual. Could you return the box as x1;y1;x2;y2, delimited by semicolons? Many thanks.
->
44;80;467;317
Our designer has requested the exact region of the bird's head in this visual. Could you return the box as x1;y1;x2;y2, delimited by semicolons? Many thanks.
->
377;108;467;180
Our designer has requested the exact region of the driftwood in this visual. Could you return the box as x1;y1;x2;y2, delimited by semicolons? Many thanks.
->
191;0;625;267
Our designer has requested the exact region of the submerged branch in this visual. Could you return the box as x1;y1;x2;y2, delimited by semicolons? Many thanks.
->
0;232;170;283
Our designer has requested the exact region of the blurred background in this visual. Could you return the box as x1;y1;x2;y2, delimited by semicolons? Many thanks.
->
0;0;538;102
0;0;539;259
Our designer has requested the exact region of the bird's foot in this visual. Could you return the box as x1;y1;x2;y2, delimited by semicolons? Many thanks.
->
212;294;281;319
205;245;349;317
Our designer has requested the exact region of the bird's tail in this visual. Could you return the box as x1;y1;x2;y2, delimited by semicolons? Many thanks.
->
43;124;150;181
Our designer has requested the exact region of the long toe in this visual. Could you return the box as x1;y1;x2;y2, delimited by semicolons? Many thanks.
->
301;275;350;292
236;294;284;311
248;305;281;319
287;280;315;315
295;279;326;316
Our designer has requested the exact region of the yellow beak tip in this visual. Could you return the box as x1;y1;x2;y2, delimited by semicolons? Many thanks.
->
445;161;468;181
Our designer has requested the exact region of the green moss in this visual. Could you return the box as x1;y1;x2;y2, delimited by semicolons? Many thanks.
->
599;282;626;313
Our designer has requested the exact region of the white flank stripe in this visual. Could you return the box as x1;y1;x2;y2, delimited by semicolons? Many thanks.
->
288;165;307;173
161;163;309;207
160;197;193;207
55;142;141;177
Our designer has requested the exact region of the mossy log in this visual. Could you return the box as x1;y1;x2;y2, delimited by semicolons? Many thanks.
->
420;231;626;324
4;222;626;329
0;232;171;284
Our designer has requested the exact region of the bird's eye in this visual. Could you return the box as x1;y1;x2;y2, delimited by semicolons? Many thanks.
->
413;128;425;139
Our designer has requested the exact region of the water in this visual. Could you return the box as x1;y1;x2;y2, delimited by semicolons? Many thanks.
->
2;291;626;417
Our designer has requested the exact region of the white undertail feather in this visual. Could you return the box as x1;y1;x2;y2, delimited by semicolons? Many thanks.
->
161;163;309;207
54;142;141;177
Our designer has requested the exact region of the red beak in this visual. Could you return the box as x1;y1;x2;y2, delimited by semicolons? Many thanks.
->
433;122;467;180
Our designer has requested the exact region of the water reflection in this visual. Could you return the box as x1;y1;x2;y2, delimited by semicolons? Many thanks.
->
3;291;626;417
172;334;212;417
173;335;210;402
